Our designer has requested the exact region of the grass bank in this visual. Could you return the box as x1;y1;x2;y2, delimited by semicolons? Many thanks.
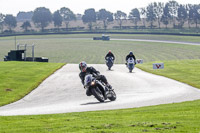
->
137;59;200;89
0;99;200;132
0;60;200;132
0;61;65;106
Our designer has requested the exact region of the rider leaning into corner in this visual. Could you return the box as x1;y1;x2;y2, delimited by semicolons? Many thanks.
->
126;51;136;65
79;61;112;96
105;50;115;61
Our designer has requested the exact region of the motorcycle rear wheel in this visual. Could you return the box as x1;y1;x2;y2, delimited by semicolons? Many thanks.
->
108;90;117;101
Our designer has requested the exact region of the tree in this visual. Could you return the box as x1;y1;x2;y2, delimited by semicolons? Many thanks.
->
0;13;5;33
153;2;164;29
4;14;17;31
82;8;96;31
186;4;193;28
161;3;171;28
188;4;200;28
140;8;147;28
129;8;141;28
53;10;62;29
60;7;76;30
32;7;52;31
21;21;31;32
114;10;127;30
16;11;33;21
177;4;188;28
97;9;113;30
168;0;179;28
146;3;157;29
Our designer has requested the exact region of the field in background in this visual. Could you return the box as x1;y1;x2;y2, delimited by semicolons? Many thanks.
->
0;34;200;63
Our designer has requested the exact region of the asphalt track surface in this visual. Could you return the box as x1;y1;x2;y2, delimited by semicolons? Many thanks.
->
112;38;200;46
1;64;200;116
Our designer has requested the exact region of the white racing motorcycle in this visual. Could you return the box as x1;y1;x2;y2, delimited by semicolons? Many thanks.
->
84;74;116;102
126;57;135;73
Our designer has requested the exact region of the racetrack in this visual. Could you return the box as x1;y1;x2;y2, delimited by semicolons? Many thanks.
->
112;38;200;46
1;64;200;116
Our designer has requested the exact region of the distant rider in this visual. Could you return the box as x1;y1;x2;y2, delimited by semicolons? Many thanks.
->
79;61;112;96
126;51;136;65
105;50;115;61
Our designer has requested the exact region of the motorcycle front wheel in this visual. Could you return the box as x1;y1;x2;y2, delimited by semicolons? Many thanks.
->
91;87;105;102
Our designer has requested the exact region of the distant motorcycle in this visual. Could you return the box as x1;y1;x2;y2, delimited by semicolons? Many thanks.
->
84;74;116;102
105;57;114;70
126;57;135;73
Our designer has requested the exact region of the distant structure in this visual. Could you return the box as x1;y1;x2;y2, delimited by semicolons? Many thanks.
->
93;34;110;41
4;43;48;62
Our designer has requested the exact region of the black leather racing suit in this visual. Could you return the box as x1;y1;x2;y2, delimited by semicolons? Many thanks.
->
105;53;115;60
79;67;108;96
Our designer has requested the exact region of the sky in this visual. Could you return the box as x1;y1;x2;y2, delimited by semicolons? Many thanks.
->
0;0;199;16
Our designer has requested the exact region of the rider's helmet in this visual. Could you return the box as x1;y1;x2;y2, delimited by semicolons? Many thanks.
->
79;61;87;72
129;51;133;55
109;50;111;53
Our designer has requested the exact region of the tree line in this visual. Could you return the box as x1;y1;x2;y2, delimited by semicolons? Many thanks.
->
0;0;200;33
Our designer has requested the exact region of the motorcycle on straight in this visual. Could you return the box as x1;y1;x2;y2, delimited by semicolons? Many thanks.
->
105;57;114;70
126;57;135;73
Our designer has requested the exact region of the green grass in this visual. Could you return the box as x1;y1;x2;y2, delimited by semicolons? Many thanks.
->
137;59;200;89
1;34;200;63
0;61;65;106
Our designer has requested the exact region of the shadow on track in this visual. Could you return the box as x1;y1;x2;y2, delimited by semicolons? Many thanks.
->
81;101;112;105
107;69;114;71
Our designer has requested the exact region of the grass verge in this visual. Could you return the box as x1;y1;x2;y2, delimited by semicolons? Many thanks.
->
0;61;65;106
136;59;200;89
0;100;200;132
0;60;200;132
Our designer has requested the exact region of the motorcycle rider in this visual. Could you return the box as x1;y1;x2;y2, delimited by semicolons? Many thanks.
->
126;51;136;65
79;61;112;96
105;50;115;61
